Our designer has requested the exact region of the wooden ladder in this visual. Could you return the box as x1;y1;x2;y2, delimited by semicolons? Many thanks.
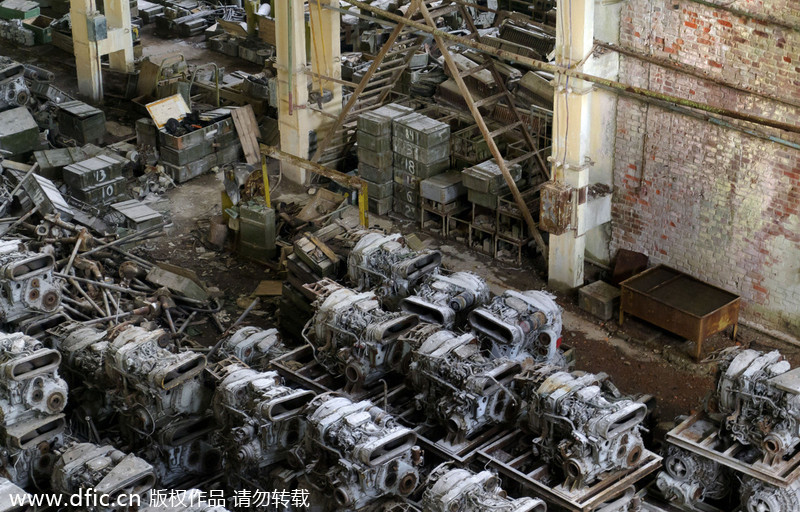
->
421;1;549;259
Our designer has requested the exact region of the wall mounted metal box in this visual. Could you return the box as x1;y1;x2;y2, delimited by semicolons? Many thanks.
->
86;14;107;41
538;180;573;235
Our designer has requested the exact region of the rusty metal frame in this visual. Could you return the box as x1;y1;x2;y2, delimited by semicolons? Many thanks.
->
261;145;369;227
345;0;800;135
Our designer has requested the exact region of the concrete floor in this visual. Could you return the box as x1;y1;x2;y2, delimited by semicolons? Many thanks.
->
6;27;799;434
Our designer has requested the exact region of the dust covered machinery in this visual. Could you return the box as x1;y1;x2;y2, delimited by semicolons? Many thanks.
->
469;289;563;364
400;271;490;329
655;446;730;509
423;465;546;512
0;331;68;488
305;280;419;390
708;348;800;464
299;394;422;510
214;326;286;368
0;241;62;324
347;230;442;303
53;323;218;487
516;365;648;488
0;58;30;111
739;476;800;512
212;364;315;478
51;442;157;511
400;324;522;441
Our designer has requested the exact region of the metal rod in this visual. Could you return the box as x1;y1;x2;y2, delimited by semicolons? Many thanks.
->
165;307;177;334
176;311;198;336
80;304;155;326
54;273;147;296
62;303;91;321
78;224;165;258
0;205;39;237
61;234;84;274
345;0;800;134
68;278;106;316
101;290;112;318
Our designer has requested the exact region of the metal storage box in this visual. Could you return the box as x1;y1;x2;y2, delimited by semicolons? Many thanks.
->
357;147;393;169
358;163;394;183
162;142;242;183
394;199;420;221
157;112;235;150
421;171;466;204
368;196;393;215
135;118;159;148
70;176;126;205
364;179;393;200
0;107;40;156
238;201;276;262
393;153;449;179
468;188;505;209
33;147;89;180
357;130;392;153
462;159;522;194
159;130;238;166
357;103;414;136
392;139;449;165
394;182;420;206
393;113;450;147
63;155;123;190
394;171;422;189
56;100;106;144
110;199;163;230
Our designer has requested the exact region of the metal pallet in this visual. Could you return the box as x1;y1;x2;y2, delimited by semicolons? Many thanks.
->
477;430;662;512
666;411;800;488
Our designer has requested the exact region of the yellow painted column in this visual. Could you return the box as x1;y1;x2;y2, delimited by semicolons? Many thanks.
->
70;0;103;102
275;0;312;184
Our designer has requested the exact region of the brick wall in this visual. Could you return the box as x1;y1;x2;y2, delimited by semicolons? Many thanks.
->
612;0;800;337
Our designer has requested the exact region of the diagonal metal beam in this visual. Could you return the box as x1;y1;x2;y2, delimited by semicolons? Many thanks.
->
311;4;420;164
417;2;548;261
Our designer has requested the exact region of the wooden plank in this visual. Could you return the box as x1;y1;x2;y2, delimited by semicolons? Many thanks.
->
231;105;260;165
304;232;339;264
137;59;161;97
253;280;283;296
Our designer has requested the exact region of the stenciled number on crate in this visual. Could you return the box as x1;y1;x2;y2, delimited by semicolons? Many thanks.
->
406;159;416;175
102;184;114;198
94;169;107;183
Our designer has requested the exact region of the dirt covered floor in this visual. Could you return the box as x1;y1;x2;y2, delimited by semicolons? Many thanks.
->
139;172;800;434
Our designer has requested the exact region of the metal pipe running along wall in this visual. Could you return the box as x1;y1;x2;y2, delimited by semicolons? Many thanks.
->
341;0;800;135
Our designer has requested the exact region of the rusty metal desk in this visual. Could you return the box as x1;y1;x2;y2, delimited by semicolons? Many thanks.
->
619;265;740;360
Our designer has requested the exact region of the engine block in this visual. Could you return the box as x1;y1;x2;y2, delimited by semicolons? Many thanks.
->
51;442;156;511
308;281;418;389
0;58;30;110
400;271;489;329
212;365;314;472
710;348;800;464
517;365;647;487
468;289;562;363
347;231;441;303
422;465;546;512
215;326;285;368
0;241;62;324
739;477;800;512
655;446;730;508
0;331;67;488
401;324;521;440
303;394;421;510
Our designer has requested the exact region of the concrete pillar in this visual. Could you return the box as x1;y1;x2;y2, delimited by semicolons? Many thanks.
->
309;0;343;144
275;0;312;184
547;0;596;290
70;0;102;102
70;0;134;102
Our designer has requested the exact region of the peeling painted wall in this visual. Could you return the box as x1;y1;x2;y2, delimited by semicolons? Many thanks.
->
612;0;800;337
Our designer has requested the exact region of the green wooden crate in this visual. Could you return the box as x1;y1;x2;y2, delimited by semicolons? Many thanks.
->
0;0;39;19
